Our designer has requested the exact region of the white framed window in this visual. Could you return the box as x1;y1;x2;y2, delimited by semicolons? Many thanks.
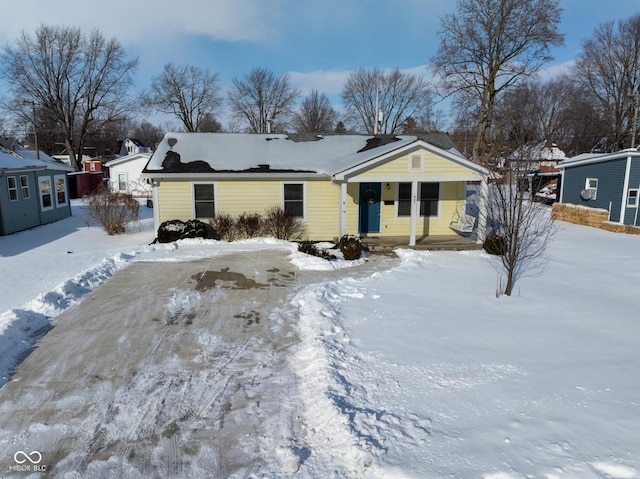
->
408;153;423;172
39;176;53;211
20;175;30;199
397;182;440;217
193;183;216;219
118;173;128;191
283;182;305;218
54;174;68;207
585;178;598;199
627;189;638;207
7;176;18;201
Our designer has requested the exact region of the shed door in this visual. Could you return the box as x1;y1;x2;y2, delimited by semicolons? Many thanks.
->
359;183;381;234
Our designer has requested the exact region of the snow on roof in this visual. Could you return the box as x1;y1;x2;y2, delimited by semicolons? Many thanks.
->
0;147;74;172
144;133;463;176
105;152;151;168
558;149;640;168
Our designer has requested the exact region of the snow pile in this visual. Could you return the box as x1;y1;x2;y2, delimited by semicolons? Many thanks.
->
0;252;135;386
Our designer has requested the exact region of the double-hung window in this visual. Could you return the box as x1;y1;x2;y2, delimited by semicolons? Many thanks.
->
628;189;638;207
7;176;18;201
39;177;53;210
20;175;30;199
193;183;215;218
283;183;304;218
54;175;68;207
397;182;440;217
419;183;439;217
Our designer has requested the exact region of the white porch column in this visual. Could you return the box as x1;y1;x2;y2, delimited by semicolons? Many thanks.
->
152;179;161;233
477;177;489;244
409;180;418;246
339;181;348;237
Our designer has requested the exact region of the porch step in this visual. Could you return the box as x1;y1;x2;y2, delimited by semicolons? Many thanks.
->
361;235;483;253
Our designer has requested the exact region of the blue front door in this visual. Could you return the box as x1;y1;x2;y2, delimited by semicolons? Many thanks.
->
359;183;381;234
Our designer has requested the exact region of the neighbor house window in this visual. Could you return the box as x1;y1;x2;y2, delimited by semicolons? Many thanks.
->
7;176;18;201
20;175;30;199
54;175;68;207
39;177;53;210
585;178;598;199
419;182;440;217
193;183;215;218
628;189;638;207
397;182;440;217
118;173;127;191
283;183;304;218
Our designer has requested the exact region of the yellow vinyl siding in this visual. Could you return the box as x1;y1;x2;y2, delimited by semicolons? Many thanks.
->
157;181;193;223
345;183;360;235
359;151;474;179
305;180;340;240
217;180;281;216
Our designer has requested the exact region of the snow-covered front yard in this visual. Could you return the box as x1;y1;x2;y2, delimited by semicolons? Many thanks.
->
0;201;639;477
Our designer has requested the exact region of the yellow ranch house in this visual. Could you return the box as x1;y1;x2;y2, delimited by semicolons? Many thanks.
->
142;133;489;245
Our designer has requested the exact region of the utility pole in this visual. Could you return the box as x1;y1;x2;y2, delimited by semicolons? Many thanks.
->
630;88;640;149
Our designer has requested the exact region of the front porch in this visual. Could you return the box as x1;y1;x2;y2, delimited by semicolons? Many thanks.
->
360;234;483;253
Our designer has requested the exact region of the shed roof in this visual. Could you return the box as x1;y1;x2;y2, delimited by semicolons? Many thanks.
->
558;149;640;169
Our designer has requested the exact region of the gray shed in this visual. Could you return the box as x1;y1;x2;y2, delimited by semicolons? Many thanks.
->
557;149;640;226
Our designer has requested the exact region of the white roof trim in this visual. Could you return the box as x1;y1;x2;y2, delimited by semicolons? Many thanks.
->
333;139;488;180
558;149;640;169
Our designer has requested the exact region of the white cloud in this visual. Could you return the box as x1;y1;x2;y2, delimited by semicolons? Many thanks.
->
0;0;279;46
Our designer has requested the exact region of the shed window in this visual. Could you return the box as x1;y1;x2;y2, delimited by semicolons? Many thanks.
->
628;189;638;207
585;178;598;199
283;183;304;218
7;176;18;201
39;177;53;210
54;175;68;207
193;183;215;218
118;173;127;191
20;175;30;199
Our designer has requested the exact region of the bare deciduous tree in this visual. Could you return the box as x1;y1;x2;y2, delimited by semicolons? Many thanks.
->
483;137;558;296
142;63;222;133
293;89;337;133
432;0;564;162
0;25;138;170
228;67;300;133
571;14;640;150
341;67;434;134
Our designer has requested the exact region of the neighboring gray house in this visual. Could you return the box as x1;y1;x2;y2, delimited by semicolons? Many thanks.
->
557;149;640;226
0;148;74;235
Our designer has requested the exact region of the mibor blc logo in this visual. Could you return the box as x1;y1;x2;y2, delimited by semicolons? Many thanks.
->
9;451;47;472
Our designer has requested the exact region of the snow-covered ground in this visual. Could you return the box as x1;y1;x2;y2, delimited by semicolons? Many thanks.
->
0;200;639;477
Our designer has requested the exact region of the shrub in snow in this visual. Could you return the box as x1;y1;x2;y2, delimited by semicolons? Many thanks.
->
236;212;263;239
84;187;140;235
263;206;305;240
298;240;336;260
338;235;362;260
209;213;235;241
483;232;507;256
157;219;210;243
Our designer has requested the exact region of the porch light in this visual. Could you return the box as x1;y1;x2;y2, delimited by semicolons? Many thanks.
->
386;183;391;190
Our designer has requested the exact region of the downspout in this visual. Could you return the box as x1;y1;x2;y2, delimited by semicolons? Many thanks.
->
152;179;161;234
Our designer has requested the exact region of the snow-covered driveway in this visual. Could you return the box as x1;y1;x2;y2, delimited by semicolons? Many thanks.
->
0;250;307;477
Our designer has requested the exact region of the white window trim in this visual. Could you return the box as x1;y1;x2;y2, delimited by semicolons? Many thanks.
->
408;153;424;172
191;182;217;219
54;174;68;208
117;172;128;192
39;176;53;211
7;176;18;202
20;175;30;199
282;181;307;220
395;182;441;219
627;188;638;208
585;178;598;199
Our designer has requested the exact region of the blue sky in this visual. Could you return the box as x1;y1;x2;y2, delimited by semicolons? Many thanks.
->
2;0;639;129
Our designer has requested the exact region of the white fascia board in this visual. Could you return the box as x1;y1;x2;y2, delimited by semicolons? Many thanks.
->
333;139;488;181
348;174;483;183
